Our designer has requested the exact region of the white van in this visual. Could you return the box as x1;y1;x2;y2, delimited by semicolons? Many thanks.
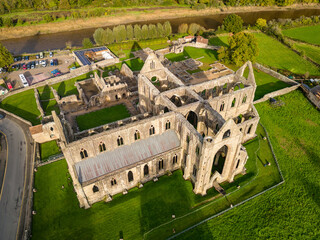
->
19;74;29;87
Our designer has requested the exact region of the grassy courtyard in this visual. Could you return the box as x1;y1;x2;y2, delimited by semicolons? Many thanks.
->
0;89;41;125
32;117;281;240
37;85;54;100
175;90;320;239
124;58;145;71
41;100;60;116
283;24;320;45
294;42;320;64
40;140;61;161
76;104;131;131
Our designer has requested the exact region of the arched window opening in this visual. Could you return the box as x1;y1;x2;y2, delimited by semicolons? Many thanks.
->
158;159;164;170
186;111;198;129
220;102;225;112
236;159;240;169
150;60;155;69
186;135;190;143
149;125;155;135
212;87;217;96
172;154;178;165
144;165;149;176
223;83;228;89
111;178;117;186
215;124;219;132
201;90;206;97
170;95;182;107
223;130;231;139
211;145;228;175
134;130;140;140
231;98;236;108
128;171;134;182
196;145;200;156
93;185;99;193
99;142;106;152
242;95;247;104
80;148;88;159
193;165;197;177
240;128;243;132
50;127;54;131
165;120;171;130
117;136;124;146
164;107;169;113
247;124;253;134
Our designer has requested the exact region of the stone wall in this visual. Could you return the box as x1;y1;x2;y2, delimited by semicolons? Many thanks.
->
253;85;300;104
301;84;320;109
120;63;134;78
34;89;45;118
253;63;298;86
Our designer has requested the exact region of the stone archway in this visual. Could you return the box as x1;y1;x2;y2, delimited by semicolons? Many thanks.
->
170;95;182;107
186;111;198;129
211;145;228;175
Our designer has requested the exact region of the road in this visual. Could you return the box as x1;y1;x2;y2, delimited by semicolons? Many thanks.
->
0;117;27;240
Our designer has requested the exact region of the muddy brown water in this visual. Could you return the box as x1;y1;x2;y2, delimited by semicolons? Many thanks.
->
2;8;320;55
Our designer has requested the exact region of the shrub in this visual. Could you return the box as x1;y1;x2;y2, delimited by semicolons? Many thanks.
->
93;28;106;45
82;38;93;48
223;14;243;33
256;18;267;30
43;14;53;23
163;21;172;37
188;23;201;35
3;17;13;27
178;23;188;34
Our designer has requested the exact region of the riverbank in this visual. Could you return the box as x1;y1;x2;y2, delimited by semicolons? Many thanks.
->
0;4;319;41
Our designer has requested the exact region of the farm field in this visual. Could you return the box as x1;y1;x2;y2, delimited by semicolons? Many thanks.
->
175;90;320;240
0;89;41;125
293;42;320;64
31;121;281;240
40;140;61;161
283;24;320;45
76;104;131;131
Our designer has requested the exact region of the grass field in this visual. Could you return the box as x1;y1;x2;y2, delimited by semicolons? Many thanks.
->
51;71;95;97
31;119;281;240
209;33;320;76
283;24;320;45
41;100;60;116
166;47;218;71
0;89;41;125
37;85;54;100
76;104;130;131
124;58;144;71
294;42;320;64
40;140;61;161
175;90;320;239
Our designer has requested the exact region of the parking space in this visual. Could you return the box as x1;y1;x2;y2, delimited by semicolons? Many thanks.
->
2;54;76;89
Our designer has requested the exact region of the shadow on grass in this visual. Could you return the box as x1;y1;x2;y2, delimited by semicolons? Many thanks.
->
255;81;290;101
0;103;40;125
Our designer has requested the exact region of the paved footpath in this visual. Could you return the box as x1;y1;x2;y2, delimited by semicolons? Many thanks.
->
0;117;27;240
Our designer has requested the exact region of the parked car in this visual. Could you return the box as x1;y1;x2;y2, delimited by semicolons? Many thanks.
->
36;54;40;59
50;59;54;66
54;59;58;65
7;82;12;90
35;60;39;66
17;56;22;61
39;52;44;59
27;63;31;69
22;64;27;70
49;52;53;57
24;56;29;60
51;69;61;77
14;57;18;62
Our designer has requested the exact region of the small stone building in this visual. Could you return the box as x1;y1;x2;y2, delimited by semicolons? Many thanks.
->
30;53;259;209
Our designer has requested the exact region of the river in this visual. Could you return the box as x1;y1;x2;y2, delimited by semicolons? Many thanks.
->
2;8;320;55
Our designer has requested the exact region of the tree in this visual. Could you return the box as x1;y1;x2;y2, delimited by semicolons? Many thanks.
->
3;17;13;27
141;24;149;40
126;25;134;40
149;24;158;39
223;14;243;33
178;23;188;34
106;28;114;44
157;23;164;37
218;32;258;66
113;25;121;42
43;14;53;23
256;18;267;30
82;38;93;48
59;0;71;9
134;24;142;40
188;23;201;35
0;43;13;68
93;28;106;45
163;21;172;37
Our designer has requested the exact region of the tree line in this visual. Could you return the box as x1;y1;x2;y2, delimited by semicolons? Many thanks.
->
93;22;172;45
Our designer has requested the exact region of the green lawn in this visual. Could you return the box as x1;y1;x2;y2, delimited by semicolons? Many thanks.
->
76;104;131;131
294;42;320;64
283;24;320;45
210;33;320;76
124;58;144;71
176;90;320;240
51;71;95;97
41;100;60;116
37;85;54;100
166;47;218;71
40;140;61;161
0;89;41;125
31;118;281;240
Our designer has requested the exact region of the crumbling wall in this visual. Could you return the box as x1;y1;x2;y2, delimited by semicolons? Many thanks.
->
34;89;45;118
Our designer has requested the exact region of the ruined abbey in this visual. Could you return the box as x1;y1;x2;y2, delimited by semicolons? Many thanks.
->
30;52;259;209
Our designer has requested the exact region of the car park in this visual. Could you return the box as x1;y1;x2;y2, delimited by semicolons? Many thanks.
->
23;64;27;70
14;57;18;62
40;52;44;58
36;60;39;66
24;56;29;60
36;54;40;59
50;59;54;66
17;56;22;61
54;59;58;65
50;52;53;57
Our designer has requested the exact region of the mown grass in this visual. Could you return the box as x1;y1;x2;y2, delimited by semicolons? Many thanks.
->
0;89;40;125
37;85;54;100
294;42;320;64
31;120;281;240
209;33;320;76
165;47;218;71
283;24;320;45
41;100;60;116
40;140;61;161
76;104;130;131
176;90;320;240
124;58;144;71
